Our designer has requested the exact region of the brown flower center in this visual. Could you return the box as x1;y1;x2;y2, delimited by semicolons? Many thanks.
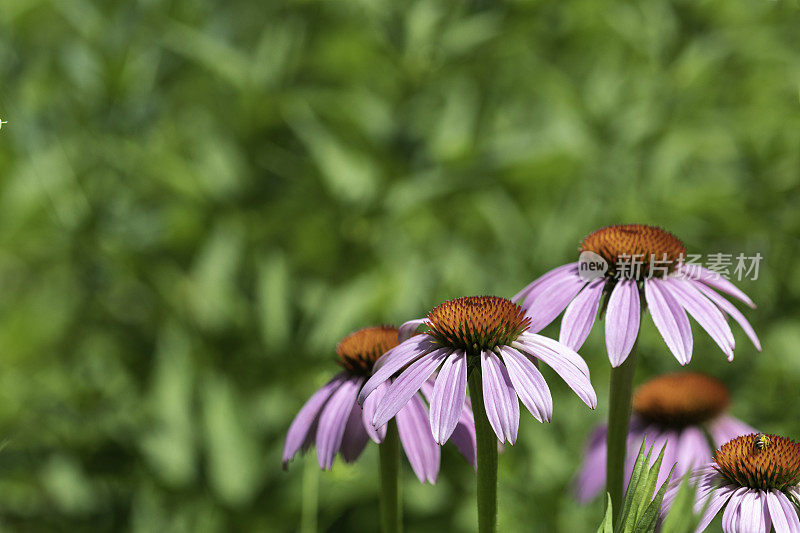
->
336;326;399;375
633;373;729;427
580;224;686;280
426;296;530;354
715;434;800;491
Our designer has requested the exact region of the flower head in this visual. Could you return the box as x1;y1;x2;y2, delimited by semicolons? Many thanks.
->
515;224;761;367
662;434;800;532
575;372;755;502
358;296;597;445
283;325;476;483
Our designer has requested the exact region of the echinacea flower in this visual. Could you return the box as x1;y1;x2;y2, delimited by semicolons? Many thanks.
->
575;372;756;502
357;296;597;445
514;224;761;366
282;326;476;483
661;434;800;532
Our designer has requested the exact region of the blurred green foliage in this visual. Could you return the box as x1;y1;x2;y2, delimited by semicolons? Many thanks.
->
0;0;799;531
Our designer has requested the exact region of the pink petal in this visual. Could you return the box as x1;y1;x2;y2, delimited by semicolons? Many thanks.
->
666;278;735;360
429;351;468;444
767;490;800;533
362;381;389;443
644;279;693;365
513;333;597;409
525;275;587;333
359;335;436;404
373;348;451;428
398;318;427;342
282;373;346;467
559;278;605;350
480;351;520;444
513;262;579;304
692;280;762;351
604;279;641;367
340;403;370;463
396;393;440;484
499;346;552;423
708;415;757;447
680;264;756;308
316;377;363;470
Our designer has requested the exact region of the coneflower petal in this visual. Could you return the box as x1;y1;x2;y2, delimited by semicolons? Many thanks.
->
316;377;362;470
373;348;450;428
398;318;427;343
396;393;440;484
681;264;756;309
692;280;762;351
362;381;389;443
645;279;693;365
480;351;519;444
282;373;346;467
667;278;735;361
525;275;587;333
340;403;370;463
605;279;641;367
768;490;800;533
359;335;435;404
500;346;552;423
559;278;604;351
429;351;468;444
708;415;757;448
695;485;736;532
513;262;579;305
514;334;597;409
450;406;477;469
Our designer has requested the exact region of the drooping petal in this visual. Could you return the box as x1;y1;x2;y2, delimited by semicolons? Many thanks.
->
513;334;597;409
666;278;735;361
767;490;800;533
708;415;757;447
450;403;477;469
283;373;346;467
644;279;693;365
513;262;580;304
692;280;762;351
429;351;468;444
359;335;436;404
396;393;440;484
373;348;451;428
362;381;389;443
398;318;427;343
525;275;588;333
340;403;370;463
316;377;363;470
559;278;605;350
680;264;756;309
480;351;520;444
722;487;749;532
673;427;712;484
604;279;641;367
516;332;590;376
500;346;552;423
695;485;736;532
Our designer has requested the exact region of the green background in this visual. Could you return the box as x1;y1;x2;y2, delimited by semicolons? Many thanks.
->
0;0;799;530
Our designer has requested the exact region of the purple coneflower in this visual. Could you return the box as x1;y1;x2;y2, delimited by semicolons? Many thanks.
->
661;434;800;532
282;325;476;483
358;296;597;445
358;296;597;533
514;224;761;366
575;372;756;502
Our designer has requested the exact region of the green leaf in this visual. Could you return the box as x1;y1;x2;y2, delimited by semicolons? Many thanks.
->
597;494;614;533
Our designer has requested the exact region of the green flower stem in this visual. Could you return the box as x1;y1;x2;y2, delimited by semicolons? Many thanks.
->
606;340;639;523
468;368;498;533
379;420;402;533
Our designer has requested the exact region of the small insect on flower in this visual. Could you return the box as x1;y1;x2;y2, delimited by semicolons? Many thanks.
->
754;433;771;451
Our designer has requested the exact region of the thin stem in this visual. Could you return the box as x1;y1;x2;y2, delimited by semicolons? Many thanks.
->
468;368;498;533
606;340;639;524
379;420;402;533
